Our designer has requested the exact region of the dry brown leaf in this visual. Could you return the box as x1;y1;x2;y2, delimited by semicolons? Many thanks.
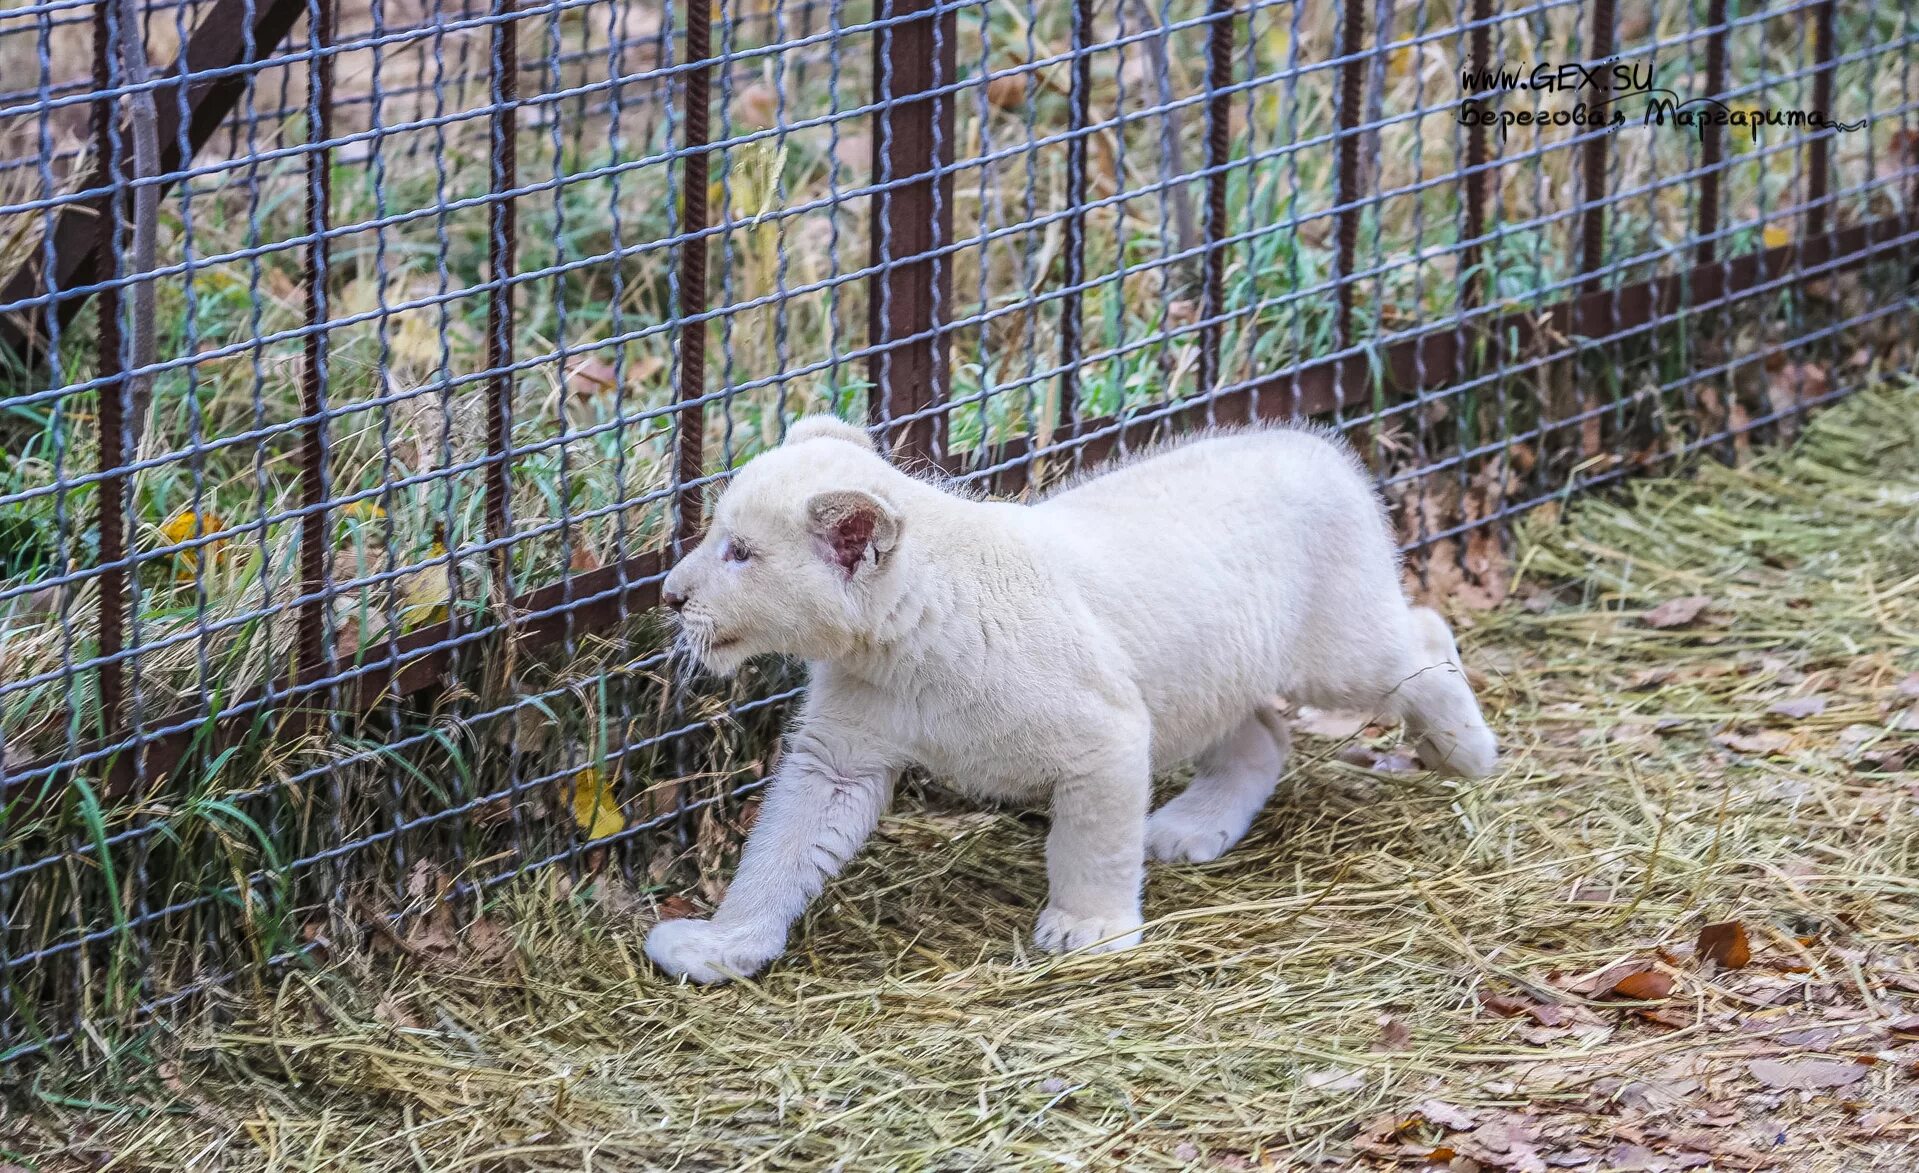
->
1374;1014;1412;1051
1561;959;1652;997
1896;672;1919;699
1697;921;1752;969
1767;695;1828;719
984;72;1027;111
1747;1058;1869;1090
565;355;621;394
569;542;603;573
1610;969;1675;1001
656;895;699;921
1642;595;1712;628
1716;728;1793;755
1414;1099;1477;1131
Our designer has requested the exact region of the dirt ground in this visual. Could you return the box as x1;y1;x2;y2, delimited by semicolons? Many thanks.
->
4;378;1919;1170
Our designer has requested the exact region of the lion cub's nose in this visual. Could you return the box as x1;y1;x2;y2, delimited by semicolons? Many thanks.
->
662;589;688;611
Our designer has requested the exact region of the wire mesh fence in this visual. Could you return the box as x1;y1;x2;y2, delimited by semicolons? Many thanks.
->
0;0;1914;1060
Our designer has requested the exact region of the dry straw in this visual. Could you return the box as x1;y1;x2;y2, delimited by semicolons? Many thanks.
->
7;382;1919;1169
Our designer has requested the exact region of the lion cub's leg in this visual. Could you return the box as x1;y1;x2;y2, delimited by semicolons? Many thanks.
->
1035;736;1151;955
1146;710;1289;864
1391;607;1498;779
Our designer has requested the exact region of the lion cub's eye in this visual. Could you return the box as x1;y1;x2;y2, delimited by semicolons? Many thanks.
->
721;538;752;564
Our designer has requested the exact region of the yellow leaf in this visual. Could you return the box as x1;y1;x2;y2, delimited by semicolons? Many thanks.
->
566;767;624;840
1762;224;1792;250
160;509;227;576
398;542;451;630
161;509;224;545
341;499;386;522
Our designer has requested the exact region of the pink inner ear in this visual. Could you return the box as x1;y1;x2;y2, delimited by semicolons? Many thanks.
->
828;510;875;573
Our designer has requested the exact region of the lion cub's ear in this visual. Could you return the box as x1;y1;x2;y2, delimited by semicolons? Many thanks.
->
783;416;877;452
806;489;901;577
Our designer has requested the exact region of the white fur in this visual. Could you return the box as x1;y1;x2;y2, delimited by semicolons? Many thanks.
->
645;420;1498;983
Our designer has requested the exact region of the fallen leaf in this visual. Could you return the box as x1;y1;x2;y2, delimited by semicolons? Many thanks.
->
1698;920;1753;969
566;766;625;840
1762;223;1793;250
569;542;603;573
1767;695;1828;719
565;355;620;394
1479;990;1532;1018
1602;1143;1664;1171
985;72;1027;110
1303;1067;1365;1092
1642;595;1712;628
1896;673;1919;699
398;543;453;630
1611;969;1675;1001
656;895;699;921
1415;1099;1477;1131
1561;959;1653;997
1886;1015;1919;1038
1747;1058;1869;1091
1375;1014;1412;1051
159;509;229;576
1716;728;1793;755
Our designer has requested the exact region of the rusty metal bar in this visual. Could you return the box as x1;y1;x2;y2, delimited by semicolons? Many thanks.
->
868;0;957;467
1579;0;1615;301
1460;0;1492;312
1806;0;1837;244
297;0;336;700
93;0;126;743
1333;0;1366;349
674;0;711;551
1696;0;1727;266
0;0;310;373
14;206;1916;805
486;0;520;590
1058;0;1092;427
1199;0;1234;395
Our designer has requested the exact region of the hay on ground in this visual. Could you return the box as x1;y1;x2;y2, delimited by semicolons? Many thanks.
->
5;378;1919;1172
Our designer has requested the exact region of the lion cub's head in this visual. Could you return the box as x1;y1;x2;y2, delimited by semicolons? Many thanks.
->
662;417;906;675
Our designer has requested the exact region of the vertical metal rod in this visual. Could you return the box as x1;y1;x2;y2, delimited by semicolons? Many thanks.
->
1460;0;1491;313
1199;0;1233;395
867;0;956;467
93;0;126;742
675;0;710;550
297;0;334;697
1333;0;1365;349
1695;0;1727;266
1058;0;1091;426
486;0;519;588
1579;0;1614;302
1806;0;1836;243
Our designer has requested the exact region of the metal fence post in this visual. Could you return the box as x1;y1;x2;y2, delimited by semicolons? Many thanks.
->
1199;0;1235;399
868;0;956;468
675;0;710;551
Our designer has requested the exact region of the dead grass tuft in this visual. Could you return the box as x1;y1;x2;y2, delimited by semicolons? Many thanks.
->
4;377;1916;1169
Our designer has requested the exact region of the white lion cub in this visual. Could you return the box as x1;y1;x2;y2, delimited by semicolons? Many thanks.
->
645;416;1497;983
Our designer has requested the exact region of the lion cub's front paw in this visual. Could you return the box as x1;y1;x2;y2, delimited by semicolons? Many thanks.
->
1033;906;1144;955
645;917;782;984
